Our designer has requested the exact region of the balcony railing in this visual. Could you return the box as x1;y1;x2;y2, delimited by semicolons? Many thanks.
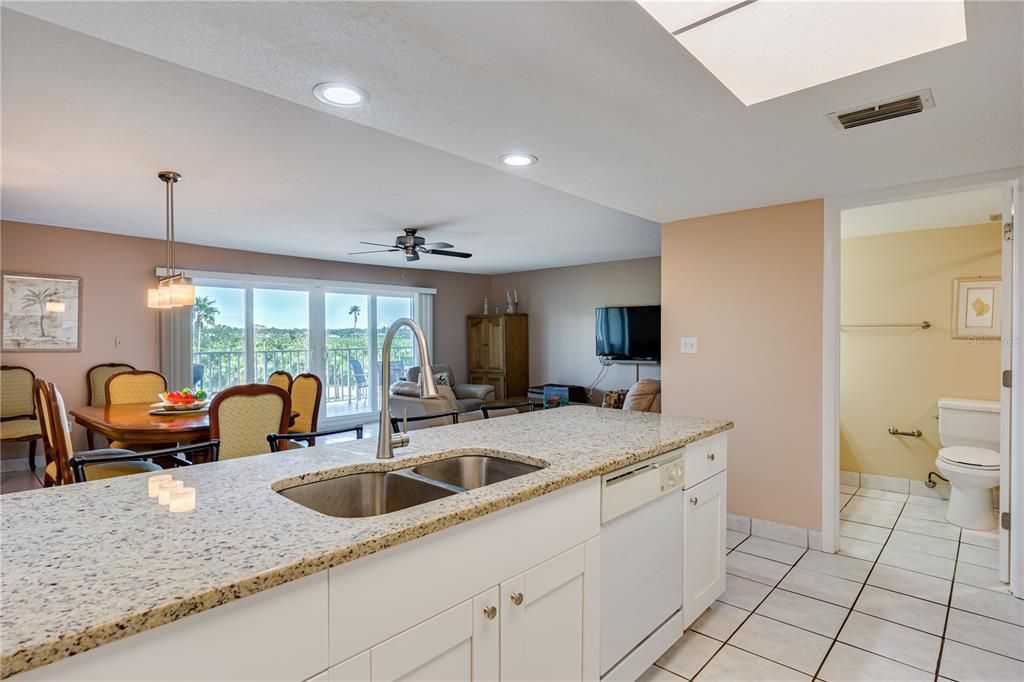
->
192;344;415;406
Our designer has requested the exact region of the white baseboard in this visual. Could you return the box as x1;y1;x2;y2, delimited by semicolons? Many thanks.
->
841;469;951;500
728;513;811;549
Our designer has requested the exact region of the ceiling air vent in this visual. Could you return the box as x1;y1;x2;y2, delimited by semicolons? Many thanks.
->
827;89;935;130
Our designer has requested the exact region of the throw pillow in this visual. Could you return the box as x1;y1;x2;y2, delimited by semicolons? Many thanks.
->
433;372;451;387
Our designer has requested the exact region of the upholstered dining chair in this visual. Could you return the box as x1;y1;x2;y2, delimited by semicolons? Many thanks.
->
288;373;322;443
37;380;209;485
84;363;135;447
1;366;42;472
105;370;168;405
209;384;291;460
104;370;169;449
267;370;292;392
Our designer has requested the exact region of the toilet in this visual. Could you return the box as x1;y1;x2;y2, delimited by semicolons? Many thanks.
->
936;397;1000;530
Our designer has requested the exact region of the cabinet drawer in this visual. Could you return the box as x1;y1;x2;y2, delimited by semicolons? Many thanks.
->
683;433;726;489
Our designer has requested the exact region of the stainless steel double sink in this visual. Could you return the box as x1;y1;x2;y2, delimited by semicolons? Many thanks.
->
276;451;544;518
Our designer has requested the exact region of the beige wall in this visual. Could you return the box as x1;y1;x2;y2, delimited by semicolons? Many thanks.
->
662;200;824;531
840;223;1002;480
0;221;491;457
490;257;661;397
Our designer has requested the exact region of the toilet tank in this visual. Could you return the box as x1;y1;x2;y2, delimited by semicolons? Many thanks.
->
937;397;1000;450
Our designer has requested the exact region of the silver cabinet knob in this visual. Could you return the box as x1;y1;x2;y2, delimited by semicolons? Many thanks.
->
707;453;715;461
689;496;698;505
483;606;497;620
510;592;524;606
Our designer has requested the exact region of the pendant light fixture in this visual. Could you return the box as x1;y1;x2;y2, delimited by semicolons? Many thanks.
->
147;170;195;309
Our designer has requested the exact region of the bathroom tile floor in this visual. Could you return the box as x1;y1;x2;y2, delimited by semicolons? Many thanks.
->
642;489;1022;681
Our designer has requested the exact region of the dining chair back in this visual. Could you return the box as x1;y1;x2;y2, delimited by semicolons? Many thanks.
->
268;370;293;392
210;384;291;460
105;371;168;405
43;381;162;484
1;365;42;471
288;373;322;439
86;363;136;406
33;379;60;485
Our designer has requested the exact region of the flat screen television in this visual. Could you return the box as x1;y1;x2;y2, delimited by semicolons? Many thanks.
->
595;305;660;361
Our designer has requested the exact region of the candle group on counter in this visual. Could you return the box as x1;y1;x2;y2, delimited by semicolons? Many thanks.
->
147;474;196;512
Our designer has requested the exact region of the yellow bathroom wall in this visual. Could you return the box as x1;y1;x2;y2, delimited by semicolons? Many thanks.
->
840;222;1003;481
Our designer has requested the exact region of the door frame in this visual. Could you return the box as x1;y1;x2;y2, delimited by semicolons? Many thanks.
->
820;167;1024;578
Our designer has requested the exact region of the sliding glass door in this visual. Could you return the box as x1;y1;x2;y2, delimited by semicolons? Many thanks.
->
191;277;419;427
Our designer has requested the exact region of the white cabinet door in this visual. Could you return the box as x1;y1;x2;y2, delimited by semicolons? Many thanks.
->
328;650;370;681
472;587;501;681
501;544;587;681
370;600;476;681
682;471;727;627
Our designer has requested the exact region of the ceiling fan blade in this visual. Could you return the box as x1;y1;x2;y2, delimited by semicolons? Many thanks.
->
405;251;421;262
425;249;472;259
421;241;454;249
349;248;399;255
359;241;399;248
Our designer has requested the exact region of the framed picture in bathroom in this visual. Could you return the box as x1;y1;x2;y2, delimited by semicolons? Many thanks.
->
951;276;1001;340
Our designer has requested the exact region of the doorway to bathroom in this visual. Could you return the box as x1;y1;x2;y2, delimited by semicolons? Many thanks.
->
822;172;1023;598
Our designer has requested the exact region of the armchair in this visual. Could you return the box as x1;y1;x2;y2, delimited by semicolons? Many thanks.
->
404;365;495;412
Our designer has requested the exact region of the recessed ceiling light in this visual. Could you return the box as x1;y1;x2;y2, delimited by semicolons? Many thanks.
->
313;82;369;107
640;0;966;105
500;153;538;167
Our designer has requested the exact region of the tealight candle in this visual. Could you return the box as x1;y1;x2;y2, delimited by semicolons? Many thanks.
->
168;487;196;513
158;479;184;506
147;473;173;498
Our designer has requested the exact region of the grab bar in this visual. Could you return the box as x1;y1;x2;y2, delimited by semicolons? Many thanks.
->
842;321;931;330
888;427;923;438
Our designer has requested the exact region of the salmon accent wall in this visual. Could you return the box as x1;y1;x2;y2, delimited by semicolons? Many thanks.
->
661;200;824;531
490;257;661;398
0;220;491;457
840;222;1002;480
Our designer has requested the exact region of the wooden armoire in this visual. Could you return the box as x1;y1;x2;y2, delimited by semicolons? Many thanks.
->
467;314;528;400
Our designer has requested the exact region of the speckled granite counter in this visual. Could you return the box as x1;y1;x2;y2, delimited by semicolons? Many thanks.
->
0;406;731;678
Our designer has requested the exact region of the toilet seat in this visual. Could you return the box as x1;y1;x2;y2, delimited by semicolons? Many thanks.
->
938;446;999;470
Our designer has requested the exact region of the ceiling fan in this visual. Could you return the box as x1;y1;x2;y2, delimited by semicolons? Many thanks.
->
350;228;472;262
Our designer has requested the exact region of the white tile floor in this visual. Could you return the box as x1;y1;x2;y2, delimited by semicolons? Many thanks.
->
642;488;1024;681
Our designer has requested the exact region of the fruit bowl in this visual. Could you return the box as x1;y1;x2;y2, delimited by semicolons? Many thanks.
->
154;388;209;411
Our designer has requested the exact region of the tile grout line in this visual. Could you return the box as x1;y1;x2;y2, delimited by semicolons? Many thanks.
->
811;493;911;680
933;525;963;681
683;546;812;680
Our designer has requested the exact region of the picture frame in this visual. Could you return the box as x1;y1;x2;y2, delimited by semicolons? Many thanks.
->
951;276;1001;340
2;272;82;352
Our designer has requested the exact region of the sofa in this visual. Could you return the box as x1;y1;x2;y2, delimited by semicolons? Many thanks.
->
403;365;495;412
619;378;662;413
389;365;517;431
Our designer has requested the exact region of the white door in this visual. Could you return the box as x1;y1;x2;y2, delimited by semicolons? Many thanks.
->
500;544;587;681
369;600;476;681
682;471;727;627
1004;179;1024;594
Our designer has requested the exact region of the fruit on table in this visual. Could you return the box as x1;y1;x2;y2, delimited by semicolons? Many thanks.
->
161;388;207;404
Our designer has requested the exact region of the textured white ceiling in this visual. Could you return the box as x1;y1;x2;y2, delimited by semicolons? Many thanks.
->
2;1;1022;272
0;10;659;275
842;186;1005;239
8;0;1021;225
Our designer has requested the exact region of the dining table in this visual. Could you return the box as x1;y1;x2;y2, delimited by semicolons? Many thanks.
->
70;403;300;448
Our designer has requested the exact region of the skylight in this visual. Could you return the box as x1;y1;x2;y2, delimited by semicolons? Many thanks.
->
639;0;967;105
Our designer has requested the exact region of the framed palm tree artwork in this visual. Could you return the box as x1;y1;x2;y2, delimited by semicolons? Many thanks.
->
2;273;82;351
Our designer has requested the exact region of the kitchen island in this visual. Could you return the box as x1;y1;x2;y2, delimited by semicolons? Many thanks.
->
1;406;731;680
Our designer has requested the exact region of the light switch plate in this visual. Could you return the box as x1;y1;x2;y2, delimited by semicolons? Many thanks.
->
680;337;698;354
114;336;125;349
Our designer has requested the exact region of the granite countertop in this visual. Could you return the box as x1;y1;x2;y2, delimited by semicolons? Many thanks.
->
0;406;732;678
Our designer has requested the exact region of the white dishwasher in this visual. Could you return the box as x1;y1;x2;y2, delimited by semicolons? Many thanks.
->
600;449;684;680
